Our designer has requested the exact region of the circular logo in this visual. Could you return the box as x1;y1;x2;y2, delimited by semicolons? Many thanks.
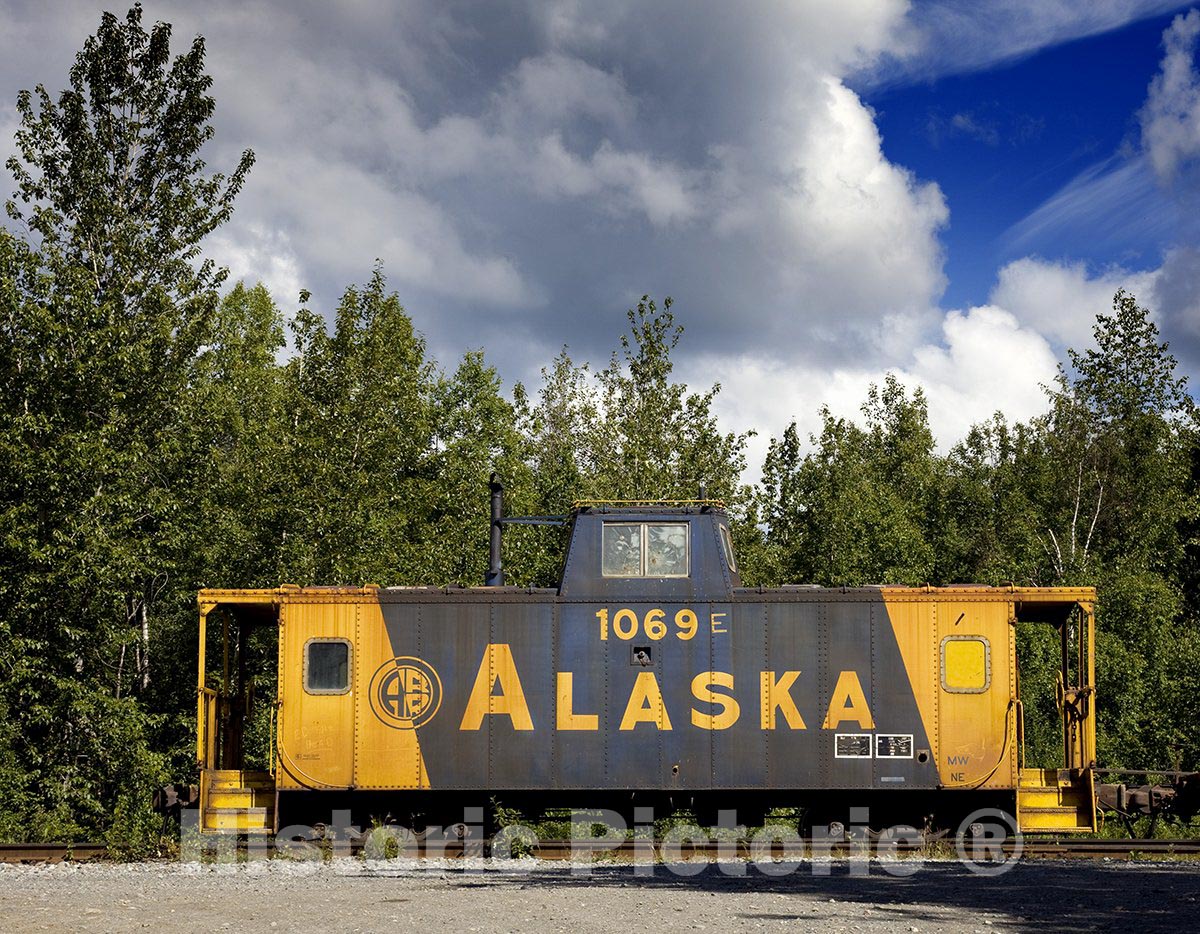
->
368;656;442;729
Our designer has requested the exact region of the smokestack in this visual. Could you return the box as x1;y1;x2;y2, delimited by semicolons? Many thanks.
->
486;473;504;586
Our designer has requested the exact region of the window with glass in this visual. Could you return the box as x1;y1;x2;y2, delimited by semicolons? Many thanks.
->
602;522;689;577
719;524;737;573
305;639;351;694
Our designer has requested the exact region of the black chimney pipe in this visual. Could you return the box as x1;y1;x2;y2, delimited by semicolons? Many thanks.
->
486;473;504;586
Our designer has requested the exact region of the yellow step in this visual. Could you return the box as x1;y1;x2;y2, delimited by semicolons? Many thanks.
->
202;807;273;832
1018;806;1094;833
206;769;274;791
206;788;274;810
1019;768;1069;788
1018;786;1091;808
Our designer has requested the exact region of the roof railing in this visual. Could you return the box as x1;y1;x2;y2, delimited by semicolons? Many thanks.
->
572;499;727;510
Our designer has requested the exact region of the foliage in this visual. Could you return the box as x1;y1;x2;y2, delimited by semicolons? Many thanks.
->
757;376;940;585
0;4;247;845
2;6;1199;849
513;296;753;585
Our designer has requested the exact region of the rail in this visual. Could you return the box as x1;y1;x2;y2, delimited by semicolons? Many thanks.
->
0;843;108;863
6;835;1199;864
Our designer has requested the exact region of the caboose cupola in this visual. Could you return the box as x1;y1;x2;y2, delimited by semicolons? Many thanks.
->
558;501;741;600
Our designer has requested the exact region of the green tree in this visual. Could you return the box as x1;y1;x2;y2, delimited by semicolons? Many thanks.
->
275;268;436;585
514;297;753;583
6;4;253;310
1041;291;1198;767
758;376;940;586
0;4;251;844
423;351;531;585
591;297;749;503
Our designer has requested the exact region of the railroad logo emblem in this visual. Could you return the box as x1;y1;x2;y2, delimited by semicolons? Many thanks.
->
369;656;442;729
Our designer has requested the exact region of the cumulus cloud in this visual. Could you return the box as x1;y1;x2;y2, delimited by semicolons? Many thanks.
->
205;224;306;312
699;302;1060;481
982;251;1200;376
156;0;947;369
989;257;1159;350
1140;8;1200;185
5;0;1189;481
904;305;1061;441
497;53;636;130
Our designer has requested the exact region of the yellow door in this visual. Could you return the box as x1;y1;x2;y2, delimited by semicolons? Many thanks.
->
935;600;1015;789
277;600;357;789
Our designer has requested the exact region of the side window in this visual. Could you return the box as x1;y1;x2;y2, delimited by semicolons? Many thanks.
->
941;636;990;694
602;522;689;577
602;523;643;576
305;638;351;695
718;524;737;573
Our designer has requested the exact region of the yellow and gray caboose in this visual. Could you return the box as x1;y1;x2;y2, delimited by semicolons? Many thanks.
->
193;492;1097;836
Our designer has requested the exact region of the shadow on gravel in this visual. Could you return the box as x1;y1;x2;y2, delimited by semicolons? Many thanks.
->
498;861;1200;932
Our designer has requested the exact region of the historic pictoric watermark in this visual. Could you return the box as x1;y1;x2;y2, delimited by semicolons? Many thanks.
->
180;804;1023;877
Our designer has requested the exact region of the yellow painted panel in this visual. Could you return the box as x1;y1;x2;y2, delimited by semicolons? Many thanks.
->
353;600;429;789
880;599;939;772
276;600;357;790
934;601;1015;789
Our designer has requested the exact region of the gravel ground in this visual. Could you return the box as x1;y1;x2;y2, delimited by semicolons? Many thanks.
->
2;857;1199;933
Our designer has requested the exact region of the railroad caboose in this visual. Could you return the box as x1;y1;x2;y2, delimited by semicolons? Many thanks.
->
193;491;1097;836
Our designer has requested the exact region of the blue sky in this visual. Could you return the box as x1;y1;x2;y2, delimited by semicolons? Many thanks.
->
862;10;1185;308
2;2;1198;472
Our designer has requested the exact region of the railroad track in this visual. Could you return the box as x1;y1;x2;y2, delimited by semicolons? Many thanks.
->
1019;838;1200;858
5;837;1199;864
0;843;109;864
521;837;1200;860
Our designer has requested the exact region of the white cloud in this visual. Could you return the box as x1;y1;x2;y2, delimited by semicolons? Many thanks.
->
699;302;1059;483
989;257;1159;350
171;0;947;360
1140;8;1200;184
702;75;949;362
498;53;636;129
204;224;306;312
1004;157;1180;255
770;78;949;342
537;1;911;74
243;153;542;308
903;305;1060;441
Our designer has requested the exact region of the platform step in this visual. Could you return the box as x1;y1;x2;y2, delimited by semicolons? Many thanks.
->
1017;786;1091;808
206;769;274;792
206;788;275;810
1018;773;1095;832
202;806;274;832
1017;805;1094;833
1019;768;1069;788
